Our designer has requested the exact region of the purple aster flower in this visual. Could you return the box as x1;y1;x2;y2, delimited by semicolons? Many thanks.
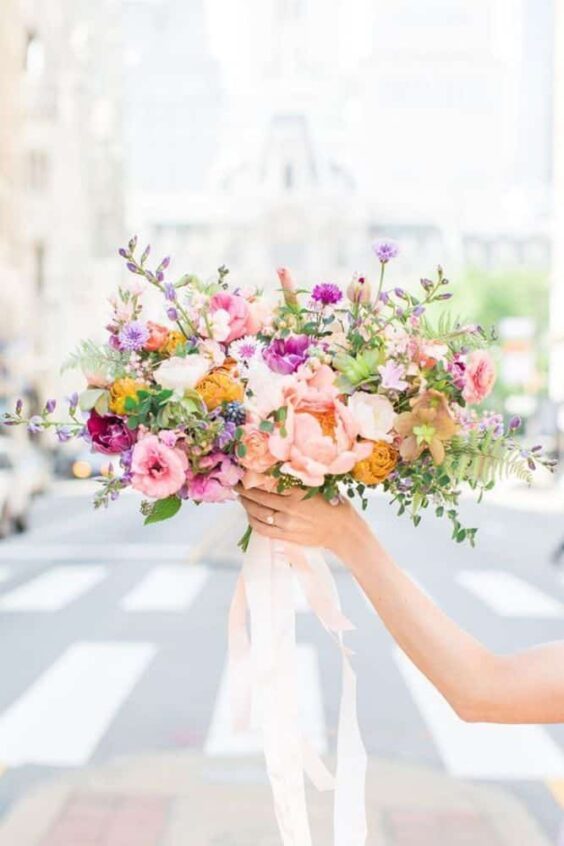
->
263;335;311;375
311;283;343;306
164;282;176;302
372;239;399;263
118;321;149;351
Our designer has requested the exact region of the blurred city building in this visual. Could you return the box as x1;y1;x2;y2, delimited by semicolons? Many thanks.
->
0;0;126;410
126;0;553;287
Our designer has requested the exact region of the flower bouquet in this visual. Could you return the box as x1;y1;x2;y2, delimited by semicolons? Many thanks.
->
2;237;553;845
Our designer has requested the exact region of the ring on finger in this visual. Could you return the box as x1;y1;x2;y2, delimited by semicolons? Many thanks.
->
266;511;276;526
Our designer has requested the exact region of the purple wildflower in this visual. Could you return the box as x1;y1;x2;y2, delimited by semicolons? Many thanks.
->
27;415;43;434
15;398;23;415
45;398;57;414
509;415;522;431
216;421;236;450
56;425;73;443
118;248;128;258
311;283;343;306
412;305;426;317
167;307;179;322
126;262;139;274
118;321;149;351
67;392;79;411
372;239;399;263
164;282;176;301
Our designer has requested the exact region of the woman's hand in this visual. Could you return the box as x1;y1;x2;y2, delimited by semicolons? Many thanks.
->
236;485;369;560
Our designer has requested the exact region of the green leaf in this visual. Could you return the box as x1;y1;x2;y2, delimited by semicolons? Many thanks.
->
259;420;275;433
237;444;248;458
124;396;139;412
143;495;182;525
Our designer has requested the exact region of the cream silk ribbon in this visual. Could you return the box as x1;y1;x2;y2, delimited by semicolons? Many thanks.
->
228;532;367;845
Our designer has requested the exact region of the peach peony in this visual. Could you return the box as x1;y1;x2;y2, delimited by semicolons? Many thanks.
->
462;350;496;405
269;399;372;487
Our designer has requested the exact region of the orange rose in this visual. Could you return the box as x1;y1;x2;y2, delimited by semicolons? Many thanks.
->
144;321;169;352
239;424;276;473
352;441;398;485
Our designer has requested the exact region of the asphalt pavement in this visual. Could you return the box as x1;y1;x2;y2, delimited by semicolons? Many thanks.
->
0;479;562;844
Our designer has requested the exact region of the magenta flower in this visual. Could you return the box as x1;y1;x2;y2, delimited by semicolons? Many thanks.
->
311;283;343;306
263;335;311;375
87;410;137;455
186;454;243;503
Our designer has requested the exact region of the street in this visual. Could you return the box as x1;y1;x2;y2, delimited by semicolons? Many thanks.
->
0;480;562;844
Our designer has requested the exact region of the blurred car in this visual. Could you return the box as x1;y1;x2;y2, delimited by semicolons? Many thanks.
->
53;445;113;480
0;441;32;538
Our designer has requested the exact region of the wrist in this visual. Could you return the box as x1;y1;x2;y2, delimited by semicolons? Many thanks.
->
330;507;374;574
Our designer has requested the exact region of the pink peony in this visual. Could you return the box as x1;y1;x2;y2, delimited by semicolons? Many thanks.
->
241;470;279;492
130;434;188;498
462;350;496;405
269;396;372;488
209;292;250;343
284;361;340;412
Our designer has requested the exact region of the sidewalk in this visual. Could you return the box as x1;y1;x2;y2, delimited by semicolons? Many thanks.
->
0;752;551;846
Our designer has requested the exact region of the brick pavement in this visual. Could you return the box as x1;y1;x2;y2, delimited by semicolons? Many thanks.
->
0;752;552;846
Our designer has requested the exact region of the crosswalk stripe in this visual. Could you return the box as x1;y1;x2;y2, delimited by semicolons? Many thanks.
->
120;565;209;612
456;570;564;618
0;567;106;612
204;644;327;756
394;648;564;779
0;543;191;562
0;642;156;766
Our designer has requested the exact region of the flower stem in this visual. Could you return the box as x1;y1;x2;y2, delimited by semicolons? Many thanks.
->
237;524;253;553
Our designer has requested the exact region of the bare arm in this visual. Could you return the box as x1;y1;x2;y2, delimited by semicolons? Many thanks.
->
237;486;564;725
337;518;564;724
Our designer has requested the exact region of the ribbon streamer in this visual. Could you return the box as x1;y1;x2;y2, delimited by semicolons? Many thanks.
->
227;532;367;845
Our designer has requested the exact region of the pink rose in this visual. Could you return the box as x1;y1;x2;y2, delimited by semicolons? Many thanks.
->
130;434;188;498
238;424;277;473
209;292;250;343
268;400;372;487
462;350;496;405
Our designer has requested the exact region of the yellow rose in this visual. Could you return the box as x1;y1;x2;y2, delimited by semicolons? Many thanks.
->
196;370;244;411
352;441;398;485
109;378;149;415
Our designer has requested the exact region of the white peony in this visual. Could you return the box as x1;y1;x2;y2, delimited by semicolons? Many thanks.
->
348;391;397;442
154;355;212;393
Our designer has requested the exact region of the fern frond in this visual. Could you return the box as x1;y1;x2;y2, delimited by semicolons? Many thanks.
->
420;312;491;351
61;340;128;378
443;434;533;486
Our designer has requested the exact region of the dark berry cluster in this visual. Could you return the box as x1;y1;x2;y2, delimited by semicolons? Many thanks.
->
222;401;246;426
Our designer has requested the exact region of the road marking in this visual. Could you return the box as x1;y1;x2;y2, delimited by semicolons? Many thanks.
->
0;543;192;562
120;565;209;612
0;642;155;766
205;644;327;756
394;649;564;779
0;566;106;612
456;570;564;618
